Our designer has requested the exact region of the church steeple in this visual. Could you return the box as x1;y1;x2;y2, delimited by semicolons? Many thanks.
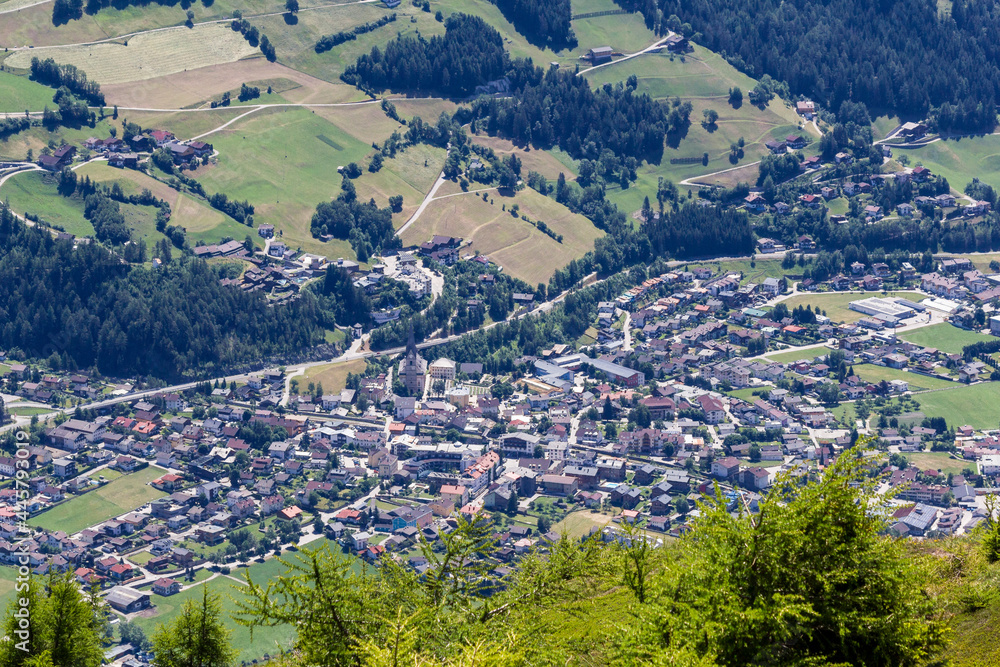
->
406;323;417;358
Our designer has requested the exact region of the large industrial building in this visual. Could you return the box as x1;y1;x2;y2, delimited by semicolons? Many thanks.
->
848;297;919;324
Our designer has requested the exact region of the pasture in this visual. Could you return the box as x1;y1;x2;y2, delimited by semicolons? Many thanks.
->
28;465;166;534
777;291;925;324
903;451;969;476
0;70;56;112
898;135;1000;194
186;106;373;258
471;134;579;180
0;169;95;236
4;23;260;85
352;142;446;227
583;47;812;213
899;322;996;354
401;187;604;284
75;161;256;246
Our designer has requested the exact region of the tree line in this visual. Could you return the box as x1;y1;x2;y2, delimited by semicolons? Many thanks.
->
30;57;105;105
488;0;576;50
342;13;508;97
309;177;398;262
314;13;397;53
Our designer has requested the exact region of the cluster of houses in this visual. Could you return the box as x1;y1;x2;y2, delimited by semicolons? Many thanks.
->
39;129;214;174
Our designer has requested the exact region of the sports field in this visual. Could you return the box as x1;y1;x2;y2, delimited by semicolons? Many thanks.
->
914;382;1000;431
401;187;604;284
28;465;167;534
899;322;996;354
778;291;924;324
5;23;260;85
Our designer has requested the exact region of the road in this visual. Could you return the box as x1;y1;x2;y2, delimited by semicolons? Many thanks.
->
396;168;448;237
576;33;676;77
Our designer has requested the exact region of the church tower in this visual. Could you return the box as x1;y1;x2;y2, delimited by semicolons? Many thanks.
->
398;324;427;396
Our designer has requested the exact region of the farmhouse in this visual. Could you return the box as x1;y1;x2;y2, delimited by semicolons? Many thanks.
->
587;46;614;64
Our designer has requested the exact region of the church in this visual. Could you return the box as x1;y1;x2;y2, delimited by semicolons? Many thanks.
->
398;325;427;396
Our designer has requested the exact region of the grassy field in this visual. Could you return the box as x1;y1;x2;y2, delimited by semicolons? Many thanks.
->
102;60;366;109
6;405;53;416
895;135;1000;193
470;134;579;181
764;346;832;364
188;106;373;258
5;23;261;85
401;187;604;284
552;511;613;539
681;257;787;284
852;364;958;392
0;170;95;236
0;70;56;112
132;540;364;662
778;291;924;324
0;0;332;49
0;111;132;161
899;322;996;354
300;358;366;395
28;465;166;534
352;142;446;228
903;451;969;475
914;382;1000;431
74;161;257;247
582;47;811;213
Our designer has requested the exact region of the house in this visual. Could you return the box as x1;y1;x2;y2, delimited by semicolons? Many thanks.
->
712;457;740;480
744;193;767;213
897;203;914;217
798;194;821;209
152;578;181;596
785;134;807;149
796;100;816;117
765;140;787;154
587;46;613;64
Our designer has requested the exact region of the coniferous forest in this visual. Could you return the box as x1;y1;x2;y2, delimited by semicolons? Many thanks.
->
0;207;324;380
617;0;1000;132
341;14;508;96
489;0;576;50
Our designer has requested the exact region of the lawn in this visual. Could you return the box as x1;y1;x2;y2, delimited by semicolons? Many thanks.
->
0;70;56;113
778;291;925;324
128;550;155;566
0;170;95;236
899;322;996;355
188;106;373;259
5;23;260;85
680;258;787;284
300;358;367;395
914;383;1000;431
903;451;969;476
851;364;958;392
28;466;167;534
401;187;604;284
765;346;831;364
6;405;53;416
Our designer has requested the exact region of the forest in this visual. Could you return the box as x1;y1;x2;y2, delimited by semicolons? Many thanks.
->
616;0;1000;132
489;0;576;50
469;61;670;163
341;14;508;96
644;201;754;259
0;205;325;379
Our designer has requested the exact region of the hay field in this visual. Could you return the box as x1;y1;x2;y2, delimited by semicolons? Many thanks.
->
471;135;579;180
5;23;260;84
311;102;403;145
402;187;603;284
301;358;366;394
0;170;94;236
353;142;446;226
187;106;371;258
101;59;366;108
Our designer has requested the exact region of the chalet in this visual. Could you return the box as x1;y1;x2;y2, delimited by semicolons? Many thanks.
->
587;46;614;64
744;193;767;213
152;578;181;596
785;134;807;149
765;140;787;154
795;100;816;117
798;194;821;209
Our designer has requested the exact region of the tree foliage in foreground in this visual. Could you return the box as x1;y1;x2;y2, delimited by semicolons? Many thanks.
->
233;439;949;666
152;587;236;667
